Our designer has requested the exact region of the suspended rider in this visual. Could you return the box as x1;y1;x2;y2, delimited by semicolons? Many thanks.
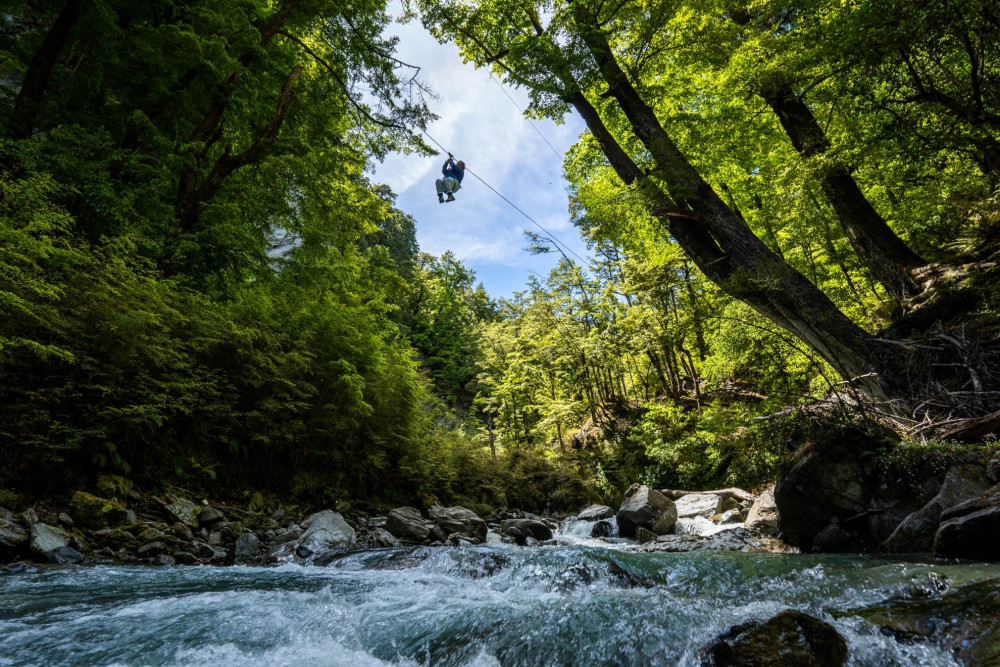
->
436;155;465;203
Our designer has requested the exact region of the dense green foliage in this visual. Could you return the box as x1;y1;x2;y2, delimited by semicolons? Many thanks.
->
2;0;998;512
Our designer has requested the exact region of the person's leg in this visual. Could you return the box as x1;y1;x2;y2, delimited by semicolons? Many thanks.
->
443;177;457;201
435;178;446;202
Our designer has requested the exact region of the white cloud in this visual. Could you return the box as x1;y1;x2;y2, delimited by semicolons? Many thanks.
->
372;8;589;296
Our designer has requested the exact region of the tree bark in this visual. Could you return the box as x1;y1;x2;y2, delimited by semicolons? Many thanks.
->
570;5;894;391
763;85;926;301
6;0;88;139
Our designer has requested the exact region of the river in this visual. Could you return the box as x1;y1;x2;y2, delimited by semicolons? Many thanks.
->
2;520;998;666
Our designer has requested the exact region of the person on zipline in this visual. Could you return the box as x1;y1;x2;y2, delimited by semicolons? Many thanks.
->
436;155;465;203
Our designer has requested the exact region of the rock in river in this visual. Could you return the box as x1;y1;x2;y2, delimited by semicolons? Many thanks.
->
577;505;615;521
293;510;356;557
499;519;552;545
617;484;677;538
427;505;487;542
385;507;431;543
675;493;722;519
701;609;847;666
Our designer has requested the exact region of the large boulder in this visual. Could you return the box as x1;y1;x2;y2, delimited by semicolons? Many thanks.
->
30;523;82;563
616;484;677;538
385;507;431;543
70;491;128;530
227;533;261;565
675;493;722;519
163;495;201;529
744;487;778;536
883;465;992;553
577;505;615;521
499;519;552;545
293;510;356;557
774;429;873;552
700;609;848;666
427;505;487;542
933;484;1000;560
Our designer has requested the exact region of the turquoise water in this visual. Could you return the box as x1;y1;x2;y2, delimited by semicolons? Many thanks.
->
1;545;997;666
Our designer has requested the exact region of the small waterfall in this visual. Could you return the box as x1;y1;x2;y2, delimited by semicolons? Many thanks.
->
553;516;628;547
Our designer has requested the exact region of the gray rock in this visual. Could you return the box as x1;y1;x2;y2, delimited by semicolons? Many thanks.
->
714;509;744;524
499;518;552;544
577;505;615;521
58;512;75;527
153;554;176;566
137;541;167;557
591;520;615;538
30;523;71;556
701;609;847;666
883;464;991;553
934;506;1000;560
207;531;223;546
385;507;431;543
427;505;487;542
616;484;677;538
744;487;779;536
164;496;201;528
192;541;216;559
485;530;503;544
44;546;84;564
228;533;261;564
636;527;657;544
365;527;401;548
641;528;758;553
812;522;865;552
21;508;39;527
293;510;356;558
198;506;226;527
675;493;721;519
125;509;137;524
173;551;198;565
774;430;871;552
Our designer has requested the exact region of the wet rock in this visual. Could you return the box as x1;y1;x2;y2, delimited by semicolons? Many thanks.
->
713;509;744;524
591;520;614;538
849;578;1000;666
192;541;216;559
153;554;176;566
385;507;431;543
227;533;260;565
485;530;503;544
744;487;778;537
198;506;226;527
292;510;356;558
172;551;198;565
641;528;758;553
44;545;84;564
499;518;552;544
137;541;167;557
774;429;872;552
577;505;615;521
934;506;1000;560
361;546;436;571
636;527;657;544
446;533;477;547
30;523;71;558
616;484;677;538
70;491;128;530
883;464;992;553
360;527;401;549
892;572;949;600
427;505;487;542
701;609;847;666
675;493;722;519
163;495;201;528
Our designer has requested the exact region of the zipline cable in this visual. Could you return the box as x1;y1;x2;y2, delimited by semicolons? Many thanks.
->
418;128;592;267
488;73;563;160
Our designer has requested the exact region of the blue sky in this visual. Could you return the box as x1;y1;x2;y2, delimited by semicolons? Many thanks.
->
372;14;590;298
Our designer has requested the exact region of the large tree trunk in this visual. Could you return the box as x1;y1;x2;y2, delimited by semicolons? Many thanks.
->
570;6;897;392
763;86;926;302
6;0;88;139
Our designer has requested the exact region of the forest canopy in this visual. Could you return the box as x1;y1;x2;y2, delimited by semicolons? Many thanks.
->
1;0;998;512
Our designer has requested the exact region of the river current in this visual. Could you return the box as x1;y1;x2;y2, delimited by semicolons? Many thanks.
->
2;522;999;666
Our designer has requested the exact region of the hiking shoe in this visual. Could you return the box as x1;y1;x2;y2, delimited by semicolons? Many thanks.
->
446;194;456;202
437;193;444;203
